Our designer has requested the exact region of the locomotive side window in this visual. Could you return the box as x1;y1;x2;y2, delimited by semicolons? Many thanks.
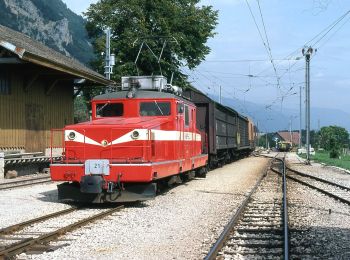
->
184;105;190;126
140;101;171;116
96;103;123;117
177;103;184;114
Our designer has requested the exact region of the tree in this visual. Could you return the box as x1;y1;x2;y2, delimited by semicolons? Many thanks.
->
319;126;349;158
300;129;319;148
84;0;218;98
258;133;274;148
74;96;89;123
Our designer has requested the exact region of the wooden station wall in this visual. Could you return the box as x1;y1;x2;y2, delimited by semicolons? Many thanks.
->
0;68;74;152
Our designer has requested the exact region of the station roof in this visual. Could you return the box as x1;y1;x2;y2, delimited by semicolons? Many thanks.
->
0;25;114;86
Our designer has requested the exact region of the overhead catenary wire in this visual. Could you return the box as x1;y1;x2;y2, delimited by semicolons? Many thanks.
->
316;13;350;50
245;0;280;87
255;8;350;78
187;6;350;122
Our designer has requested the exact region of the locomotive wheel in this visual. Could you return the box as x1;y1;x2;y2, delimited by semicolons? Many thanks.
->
167;175;182;187
195;165;208;178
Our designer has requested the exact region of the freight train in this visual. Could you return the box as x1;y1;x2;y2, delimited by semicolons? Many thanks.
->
50;76;255;203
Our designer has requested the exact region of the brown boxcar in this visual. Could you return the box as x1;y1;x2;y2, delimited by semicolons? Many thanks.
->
183;88;255;167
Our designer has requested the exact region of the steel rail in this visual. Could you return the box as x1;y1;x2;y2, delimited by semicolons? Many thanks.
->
271;167;350;206
0;205;124;258
0;180;52;191
0;176;52;191
204;156;273;260
286;166;350;192
286;173;350;206
0;176;50;186
0;207;77;236
282;154;289;260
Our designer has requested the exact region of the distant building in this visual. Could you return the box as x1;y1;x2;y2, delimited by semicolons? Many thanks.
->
0;25;114;152
273;131;300;146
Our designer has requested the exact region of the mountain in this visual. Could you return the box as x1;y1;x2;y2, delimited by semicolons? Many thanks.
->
216;96;350;132
0;0;94;65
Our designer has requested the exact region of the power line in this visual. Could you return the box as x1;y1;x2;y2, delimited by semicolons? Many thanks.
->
253;10;350;79
316;13;350;49
256;0;279;81
308;10;350;47
203;58;300;63
245;0;280;87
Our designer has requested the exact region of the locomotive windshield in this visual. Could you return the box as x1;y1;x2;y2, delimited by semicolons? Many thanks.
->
140;101;171;116
96;103;123;117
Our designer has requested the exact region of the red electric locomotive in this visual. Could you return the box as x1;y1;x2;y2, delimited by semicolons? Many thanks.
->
50;76;208;203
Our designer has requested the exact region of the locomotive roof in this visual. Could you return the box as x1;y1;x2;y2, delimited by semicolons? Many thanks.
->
93;91;191;103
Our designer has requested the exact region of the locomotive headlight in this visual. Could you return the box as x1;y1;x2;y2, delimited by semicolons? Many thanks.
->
68;131;76;140
131;130;140;139
101;140;108;147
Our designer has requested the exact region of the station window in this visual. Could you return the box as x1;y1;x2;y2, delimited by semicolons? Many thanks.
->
185;105;190;126
140;101;171;116
96;103;123;117
0;70;11;95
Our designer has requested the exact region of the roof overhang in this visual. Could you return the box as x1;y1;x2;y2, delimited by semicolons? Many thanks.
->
0;40;114;86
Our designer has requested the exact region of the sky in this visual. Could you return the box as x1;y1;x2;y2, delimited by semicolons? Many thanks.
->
62;0;350;125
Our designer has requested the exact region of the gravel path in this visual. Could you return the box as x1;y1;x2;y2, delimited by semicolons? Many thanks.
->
0;156;268;260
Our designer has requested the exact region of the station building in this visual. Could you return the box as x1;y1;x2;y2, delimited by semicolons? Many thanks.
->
0;25;113;153
0;25;114;178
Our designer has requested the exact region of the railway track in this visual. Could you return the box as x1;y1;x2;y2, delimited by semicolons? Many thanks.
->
205;154;289;259
285;166;350;205
0;175;52;191
0;205;123;258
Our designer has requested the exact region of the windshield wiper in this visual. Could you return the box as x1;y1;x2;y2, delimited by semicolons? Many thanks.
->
96;102;110;114
154;101;164;115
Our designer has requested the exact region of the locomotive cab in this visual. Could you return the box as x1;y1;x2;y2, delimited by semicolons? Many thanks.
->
50;76;208;203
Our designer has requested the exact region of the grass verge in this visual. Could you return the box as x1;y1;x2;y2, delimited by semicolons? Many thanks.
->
299;151;350;171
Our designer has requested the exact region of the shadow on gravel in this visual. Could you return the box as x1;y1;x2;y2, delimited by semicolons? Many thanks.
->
37;189;60;203
37;189;149;209
36;176;206;207
290;226;350;259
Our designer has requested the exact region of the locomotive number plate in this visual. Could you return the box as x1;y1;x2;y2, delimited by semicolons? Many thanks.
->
85;160;110;175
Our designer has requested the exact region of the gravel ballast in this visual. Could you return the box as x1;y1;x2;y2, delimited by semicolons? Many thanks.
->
286;152;350;259
286;153;350;188
288;180;350;259
0;156;268;259
0;183;70;229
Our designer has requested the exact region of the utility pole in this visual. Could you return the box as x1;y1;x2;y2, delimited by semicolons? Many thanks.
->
302;47;314;164
256;121;259;147
299;85;302;149
289;118;292;143
219;85;222;104
104;28;115;81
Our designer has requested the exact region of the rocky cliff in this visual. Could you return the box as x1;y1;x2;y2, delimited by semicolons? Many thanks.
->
0;0;94;64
